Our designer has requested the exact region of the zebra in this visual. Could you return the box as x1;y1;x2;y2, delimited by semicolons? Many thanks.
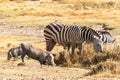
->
75;30;115;54
89;23;115;43
97;31;115;44
44;22;104;57
75;30;115;47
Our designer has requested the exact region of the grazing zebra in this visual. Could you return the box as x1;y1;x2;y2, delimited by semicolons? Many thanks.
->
75;30;115;47
97;31;115;43
75;30;115;54
44;22;104;56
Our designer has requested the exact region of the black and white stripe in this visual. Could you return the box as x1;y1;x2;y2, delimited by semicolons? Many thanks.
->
97;31;115;43
44;22;103;56
75;30;115;54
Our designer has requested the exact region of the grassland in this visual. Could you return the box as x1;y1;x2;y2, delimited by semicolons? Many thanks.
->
0;0;120;29
0;0;120;79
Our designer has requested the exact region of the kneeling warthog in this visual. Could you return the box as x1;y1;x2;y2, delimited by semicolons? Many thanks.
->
7;47;22;60
20;43;56;66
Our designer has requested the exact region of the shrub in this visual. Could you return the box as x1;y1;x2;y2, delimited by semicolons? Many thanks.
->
87;60;118;75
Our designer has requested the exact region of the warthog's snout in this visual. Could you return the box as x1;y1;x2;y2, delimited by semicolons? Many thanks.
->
45;53;56;66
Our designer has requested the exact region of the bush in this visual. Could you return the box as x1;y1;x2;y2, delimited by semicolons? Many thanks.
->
87;60;118;76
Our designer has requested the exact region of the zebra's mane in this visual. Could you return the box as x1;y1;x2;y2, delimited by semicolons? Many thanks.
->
82;26;101;39
52;22;101;39
98;31;112;36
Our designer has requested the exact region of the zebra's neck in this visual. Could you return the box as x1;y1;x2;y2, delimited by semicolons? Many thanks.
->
79;27;100;42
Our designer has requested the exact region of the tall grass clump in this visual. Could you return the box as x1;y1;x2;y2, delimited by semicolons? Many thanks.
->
79;43;120;76
54;50;73;67
81;44;120;67
87;59;118;76
54;43;120;69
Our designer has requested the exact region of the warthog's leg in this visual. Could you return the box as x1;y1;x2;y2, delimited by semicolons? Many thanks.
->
38;58;44;68
21;53;26;63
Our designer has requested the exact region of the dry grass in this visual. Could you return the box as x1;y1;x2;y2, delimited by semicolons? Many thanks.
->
0;34;119;78
69;43;120;77
51;42;120;78
54;50;74;67
87;60;119;76
71;43;119;66
0;1;120;29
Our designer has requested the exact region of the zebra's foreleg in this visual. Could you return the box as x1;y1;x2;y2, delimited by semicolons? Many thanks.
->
63;44;70;51
46;40;56;51
78;43;83;55
71;44;76;58
78;43;83;63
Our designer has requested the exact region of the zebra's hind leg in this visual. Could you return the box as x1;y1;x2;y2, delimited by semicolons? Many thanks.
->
77;43;83;55
71;44;76;58
46;39;56;51
69;44;76;63
77;43;83;63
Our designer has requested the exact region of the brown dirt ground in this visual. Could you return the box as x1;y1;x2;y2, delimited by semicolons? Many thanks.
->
0;1;120;79
0;23;89;80
0;23;119;80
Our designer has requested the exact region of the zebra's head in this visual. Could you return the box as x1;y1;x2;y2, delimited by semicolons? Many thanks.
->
93;36;103;53
98;31;115;43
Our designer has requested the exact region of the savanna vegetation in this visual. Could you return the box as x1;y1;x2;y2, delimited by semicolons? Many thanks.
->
0;0;120;79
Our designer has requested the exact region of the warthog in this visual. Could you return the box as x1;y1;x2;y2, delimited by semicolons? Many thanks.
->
7;47;22;60
20;43;56;66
